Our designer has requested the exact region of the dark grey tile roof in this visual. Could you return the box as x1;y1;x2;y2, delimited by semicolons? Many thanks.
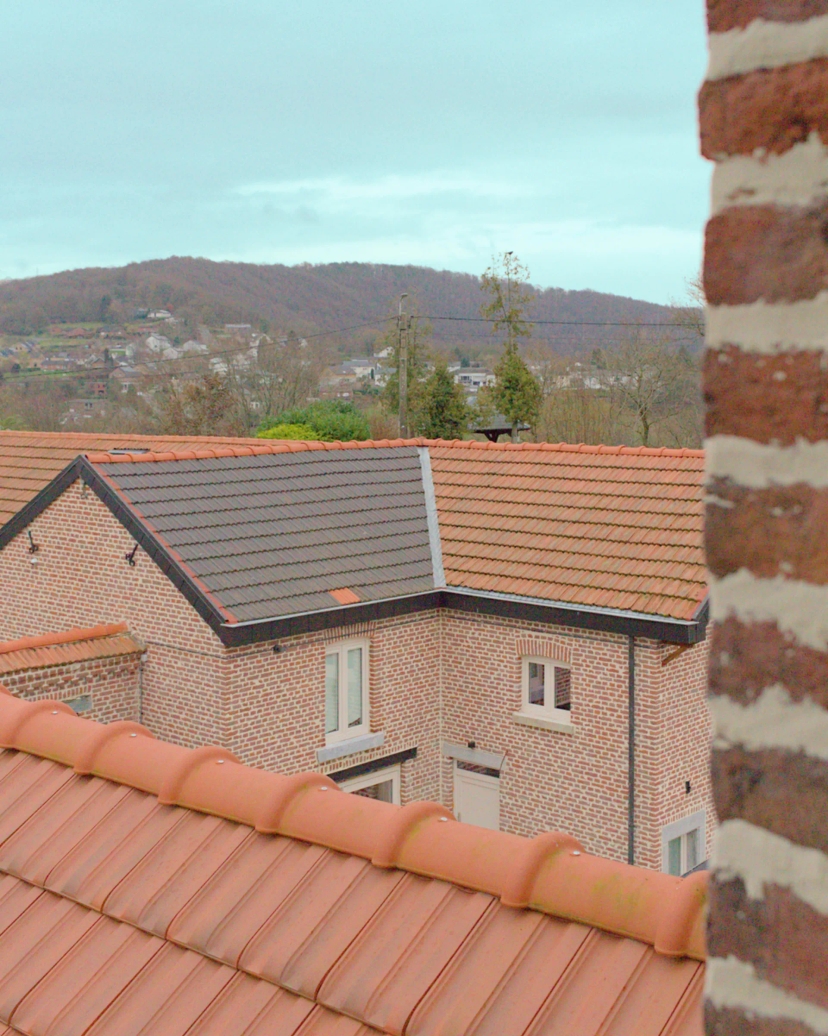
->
101;448;434;622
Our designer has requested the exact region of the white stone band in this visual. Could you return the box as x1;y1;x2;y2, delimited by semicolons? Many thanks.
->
706;436;828;490
712;134;828;213
707;16;828;81
714;819;828;913
707;956;828;1033
707;293;828;353
711;686;828;762
710;570;828;652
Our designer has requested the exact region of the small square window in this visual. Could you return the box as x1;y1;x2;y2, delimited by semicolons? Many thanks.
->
324;640;370;744
520;658;572;724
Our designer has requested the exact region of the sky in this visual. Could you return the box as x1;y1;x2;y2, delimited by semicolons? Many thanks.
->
0;1;709;304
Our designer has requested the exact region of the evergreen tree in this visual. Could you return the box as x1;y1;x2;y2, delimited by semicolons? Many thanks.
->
480;252;540;439
491;345;541;437
419;361;468;439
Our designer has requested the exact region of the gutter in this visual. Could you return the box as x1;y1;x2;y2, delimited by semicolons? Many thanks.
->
219;588;706;648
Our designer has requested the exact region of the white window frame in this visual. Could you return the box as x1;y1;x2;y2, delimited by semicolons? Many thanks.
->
661;810;706;876
324;639;370;745
519;656;573;725
338;763;401;805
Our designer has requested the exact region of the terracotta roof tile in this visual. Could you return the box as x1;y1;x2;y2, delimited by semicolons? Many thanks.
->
0;695;704;1034
0;624;142;677
428;444;706;620
0;430;260;527
2;434;707;623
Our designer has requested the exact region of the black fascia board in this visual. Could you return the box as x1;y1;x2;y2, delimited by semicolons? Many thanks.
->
328;747;418;783
220;592;444;647
0;458;81;551
222;588;706;647
75;457;230;637
440;590;706;645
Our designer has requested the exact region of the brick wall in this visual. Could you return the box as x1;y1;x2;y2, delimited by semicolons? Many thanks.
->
439;609;712;867
222;611;443;805
700;4;828;1031
0;480;224;748
0;653;141;724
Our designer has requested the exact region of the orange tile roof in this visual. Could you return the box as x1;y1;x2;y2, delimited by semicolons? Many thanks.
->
0;435;707;623
0;431;260;527
428;443;706;622
0;624;143;677
84;439;706;622
0;694;705;1035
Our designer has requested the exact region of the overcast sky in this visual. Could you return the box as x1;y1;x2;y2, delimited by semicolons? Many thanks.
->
1;1;709;303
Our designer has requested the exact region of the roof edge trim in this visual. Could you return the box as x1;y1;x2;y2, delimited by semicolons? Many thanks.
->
0;622;128;655
418;446;446;589
218;587;707;646
77;458;231;638
0;457;82;550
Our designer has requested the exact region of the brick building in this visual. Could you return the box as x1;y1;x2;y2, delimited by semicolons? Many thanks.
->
0;437;711;873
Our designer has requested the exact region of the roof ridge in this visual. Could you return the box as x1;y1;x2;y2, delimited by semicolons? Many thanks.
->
86;439;705;465
0;623;129;656
0;694;706;960
0;431;259;443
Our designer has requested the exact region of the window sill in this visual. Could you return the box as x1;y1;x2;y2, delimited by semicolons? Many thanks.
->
512;712;574;734
316;730;385;763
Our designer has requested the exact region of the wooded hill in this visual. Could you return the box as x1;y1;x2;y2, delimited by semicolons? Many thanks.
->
0;258;687;357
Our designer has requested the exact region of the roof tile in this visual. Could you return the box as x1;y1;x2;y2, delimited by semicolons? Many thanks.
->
0;696;704;1035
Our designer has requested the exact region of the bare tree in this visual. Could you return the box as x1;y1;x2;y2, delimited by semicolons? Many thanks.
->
604;333;701;447
224;332;325;433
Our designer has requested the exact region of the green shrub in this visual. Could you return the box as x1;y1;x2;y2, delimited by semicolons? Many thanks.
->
257;400;370;441
257;422;321;440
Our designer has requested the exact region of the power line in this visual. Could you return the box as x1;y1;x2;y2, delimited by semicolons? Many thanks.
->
0;310;699;385
424;315;692;328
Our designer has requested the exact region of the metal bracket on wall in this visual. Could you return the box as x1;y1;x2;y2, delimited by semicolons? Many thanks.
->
26;531;39;554
125;543;139;567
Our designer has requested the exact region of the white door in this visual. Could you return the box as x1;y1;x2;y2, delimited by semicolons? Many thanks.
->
453;764;500;830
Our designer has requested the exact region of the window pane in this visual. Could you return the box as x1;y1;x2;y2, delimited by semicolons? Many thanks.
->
347;647;363;728
554;667;571;710
685;828;700;872
528;662;545;706
325;653;339;734
667;836;682;876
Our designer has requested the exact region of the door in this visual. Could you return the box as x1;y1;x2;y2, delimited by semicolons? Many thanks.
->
453;763;500;830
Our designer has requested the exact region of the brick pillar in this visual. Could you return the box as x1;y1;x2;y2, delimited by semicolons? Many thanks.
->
700;4;828;1034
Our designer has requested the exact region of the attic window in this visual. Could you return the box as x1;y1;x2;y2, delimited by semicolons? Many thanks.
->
108;449;150;455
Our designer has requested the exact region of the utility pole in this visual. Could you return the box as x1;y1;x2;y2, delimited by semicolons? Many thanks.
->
398;293;409;437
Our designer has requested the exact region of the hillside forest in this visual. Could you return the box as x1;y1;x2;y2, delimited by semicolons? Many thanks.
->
0;258;704;448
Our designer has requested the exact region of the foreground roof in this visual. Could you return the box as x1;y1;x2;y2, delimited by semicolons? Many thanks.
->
0;431;258;527
0;694;705;1036
0;436;707;638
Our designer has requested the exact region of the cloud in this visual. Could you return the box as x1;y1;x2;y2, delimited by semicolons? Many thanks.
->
233;172;528;208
